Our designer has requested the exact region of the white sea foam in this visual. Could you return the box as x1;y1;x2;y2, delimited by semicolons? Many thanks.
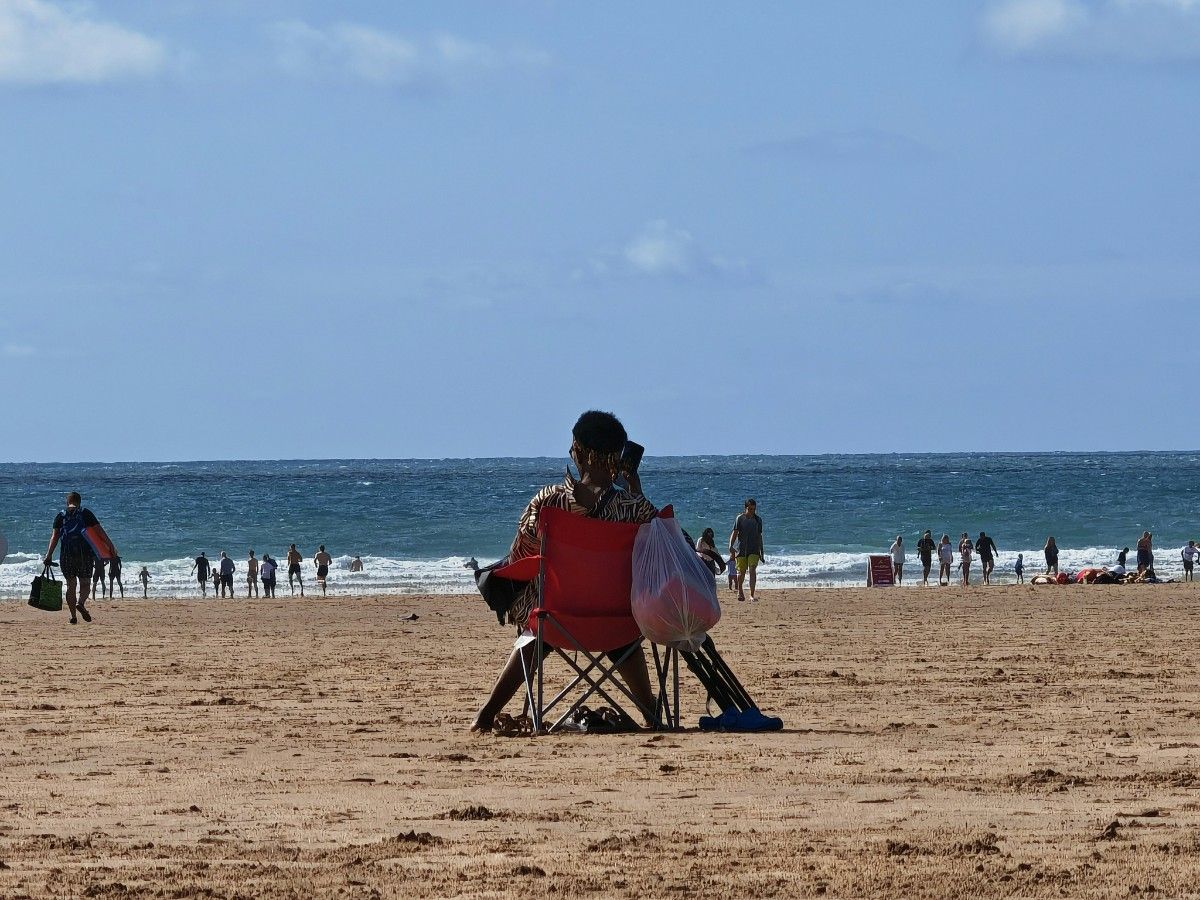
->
0;552;479;599
0;546;1189;599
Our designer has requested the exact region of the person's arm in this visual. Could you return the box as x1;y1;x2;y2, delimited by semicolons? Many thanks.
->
728;521;738;555
758;517;765;563
43;527;61;565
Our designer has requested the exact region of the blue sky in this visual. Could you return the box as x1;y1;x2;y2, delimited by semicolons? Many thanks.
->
1;0;1198;461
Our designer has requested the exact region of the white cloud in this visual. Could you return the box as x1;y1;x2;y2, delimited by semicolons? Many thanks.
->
981;0;1200;60
624;220;702;277
0;0;166;84
1;342;35;357
983;0;1088;52
575;220;752;284
268;20;548;88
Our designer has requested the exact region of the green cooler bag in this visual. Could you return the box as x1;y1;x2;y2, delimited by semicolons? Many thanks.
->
29;565;63;612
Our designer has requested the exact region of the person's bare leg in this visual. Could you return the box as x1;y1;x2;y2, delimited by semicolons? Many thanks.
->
735;567;746;601
77;575;92;621
472;642;537;732
748;565;757;600
65;576;78;621
614;646;656;726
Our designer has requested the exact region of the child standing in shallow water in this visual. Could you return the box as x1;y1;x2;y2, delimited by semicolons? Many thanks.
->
1014;553;1024;584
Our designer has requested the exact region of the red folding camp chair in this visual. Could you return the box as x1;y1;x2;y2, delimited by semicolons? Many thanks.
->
492;505;680;734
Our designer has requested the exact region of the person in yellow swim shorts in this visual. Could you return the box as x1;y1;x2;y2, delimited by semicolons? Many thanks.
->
728;498;765;602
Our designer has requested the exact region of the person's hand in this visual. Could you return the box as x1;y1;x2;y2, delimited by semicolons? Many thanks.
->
625;471;643;496
42;556;52;567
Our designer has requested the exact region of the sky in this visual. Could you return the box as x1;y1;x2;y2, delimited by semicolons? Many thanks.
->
1;0;1199;462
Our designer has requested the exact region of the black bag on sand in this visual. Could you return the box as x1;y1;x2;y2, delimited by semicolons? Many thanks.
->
29;564;63;612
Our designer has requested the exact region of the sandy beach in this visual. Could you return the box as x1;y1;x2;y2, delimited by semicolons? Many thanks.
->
2;584;1199;898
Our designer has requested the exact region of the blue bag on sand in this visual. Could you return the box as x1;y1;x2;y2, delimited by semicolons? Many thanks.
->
698;707;784;732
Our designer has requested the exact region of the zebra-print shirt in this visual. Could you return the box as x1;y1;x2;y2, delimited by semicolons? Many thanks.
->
506;475;656;627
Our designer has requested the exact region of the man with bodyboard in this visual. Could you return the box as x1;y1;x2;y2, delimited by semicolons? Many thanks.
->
43;491;117;625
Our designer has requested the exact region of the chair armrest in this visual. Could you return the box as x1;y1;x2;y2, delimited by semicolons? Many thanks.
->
493;555;542;581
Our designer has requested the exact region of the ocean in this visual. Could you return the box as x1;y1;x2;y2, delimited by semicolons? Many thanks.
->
2;453;1198;598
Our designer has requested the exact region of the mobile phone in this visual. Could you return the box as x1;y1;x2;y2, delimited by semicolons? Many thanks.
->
620;441;644;475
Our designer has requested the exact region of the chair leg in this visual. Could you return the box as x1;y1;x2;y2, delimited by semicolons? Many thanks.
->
650;644;680;730
701;636;757;711
673;647;680;728
681;646;740;713
546;643;647;731
534;617;545;735
519;642;538;734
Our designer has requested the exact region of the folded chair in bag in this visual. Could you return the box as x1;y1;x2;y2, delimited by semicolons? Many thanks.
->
491;506;680;735
685;635;783;732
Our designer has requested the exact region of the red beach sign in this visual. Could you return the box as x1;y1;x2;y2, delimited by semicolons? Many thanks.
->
867;555;894;587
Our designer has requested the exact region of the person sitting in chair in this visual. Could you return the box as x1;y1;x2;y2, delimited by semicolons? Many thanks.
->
470;410;659;733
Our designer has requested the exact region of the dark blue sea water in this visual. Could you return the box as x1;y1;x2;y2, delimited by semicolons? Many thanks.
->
2;453;1199;596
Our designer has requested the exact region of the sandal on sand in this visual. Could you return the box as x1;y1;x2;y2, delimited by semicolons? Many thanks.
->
493;713;534;737
597;707;638;732
568;706;638;734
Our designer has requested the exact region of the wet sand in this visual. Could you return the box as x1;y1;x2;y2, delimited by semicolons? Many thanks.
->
2;583;1199;898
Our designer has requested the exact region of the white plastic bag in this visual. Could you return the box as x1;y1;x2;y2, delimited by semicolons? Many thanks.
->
632;517;721;651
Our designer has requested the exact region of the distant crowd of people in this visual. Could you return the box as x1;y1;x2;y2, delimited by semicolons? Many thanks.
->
885;529;1197;586
188;546;364;598
37;491;372;626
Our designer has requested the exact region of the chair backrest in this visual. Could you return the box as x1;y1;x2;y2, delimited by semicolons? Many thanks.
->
538;506;640;616
532;505;673;651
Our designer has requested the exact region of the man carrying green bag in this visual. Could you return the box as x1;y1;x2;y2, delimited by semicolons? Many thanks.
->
29;563;64;612
43;491;99;625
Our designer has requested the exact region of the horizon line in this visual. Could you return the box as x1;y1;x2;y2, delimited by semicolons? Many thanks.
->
3;448;1198;466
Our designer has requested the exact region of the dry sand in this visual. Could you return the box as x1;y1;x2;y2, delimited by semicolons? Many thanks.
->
2;583;1200;898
